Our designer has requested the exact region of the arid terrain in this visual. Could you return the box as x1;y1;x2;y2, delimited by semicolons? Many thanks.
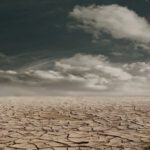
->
0;97;150;150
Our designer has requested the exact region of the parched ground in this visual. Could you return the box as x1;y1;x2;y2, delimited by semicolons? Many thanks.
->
0;97;150;150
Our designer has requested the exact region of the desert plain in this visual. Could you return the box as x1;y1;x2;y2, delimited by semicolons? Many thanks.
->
0;97;150;150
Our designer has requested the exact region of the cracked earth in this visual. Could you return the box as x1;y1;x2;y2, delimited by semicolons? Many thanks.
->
0;97;150;150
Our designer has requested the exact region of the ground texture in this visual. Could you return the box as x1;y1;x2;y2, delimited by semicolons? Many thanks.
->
0;97;150;150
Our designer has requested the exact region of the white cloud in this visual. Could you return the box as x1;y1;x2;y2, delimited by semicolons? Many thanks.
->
70;4;150;45
1;54;150;95
33;70;64;80
55;54;132;81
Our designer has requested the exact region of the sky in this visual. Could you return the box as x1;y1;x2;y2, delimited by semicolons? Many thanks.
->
0;0;150;96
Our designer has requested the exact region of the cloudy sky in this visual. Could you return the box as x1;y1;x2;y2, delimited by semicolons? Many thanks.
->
0;0;150;96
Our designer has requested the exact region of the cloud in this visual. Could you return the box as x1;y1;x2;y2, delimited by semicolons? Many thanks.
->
55;54;132;81
1;54;150;95
70;4;150;45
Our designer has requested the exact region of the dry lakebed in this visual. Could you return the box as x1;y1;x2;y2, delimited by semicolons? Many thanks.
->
0;97;149;150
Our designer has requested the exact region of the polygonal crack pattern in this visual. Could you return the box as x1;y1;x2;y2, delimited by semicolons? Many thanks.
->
0;97;150;150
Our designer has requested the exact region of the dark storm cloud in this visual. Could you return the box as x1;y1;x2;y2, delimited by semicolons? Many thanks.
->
0;0;67;53
0;0;149;55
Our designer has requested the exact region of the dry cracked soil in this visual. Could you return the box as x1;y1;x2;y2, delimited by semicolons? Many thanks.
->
0;97;150;150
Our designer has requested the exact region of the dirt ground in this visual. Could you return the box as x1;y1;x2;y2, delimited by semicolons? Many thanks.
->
0;97;150;150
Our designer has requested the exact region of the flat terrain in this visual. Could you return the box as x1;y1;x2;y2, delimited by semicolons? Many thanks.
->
0;97;150;150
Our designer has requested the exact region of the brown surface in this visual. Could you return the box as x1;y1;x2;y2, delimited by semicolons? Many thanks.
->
0;97;150;150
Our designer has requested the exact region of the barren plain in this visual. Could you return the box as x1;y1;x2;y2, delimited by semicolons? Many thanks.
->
0;97;150;150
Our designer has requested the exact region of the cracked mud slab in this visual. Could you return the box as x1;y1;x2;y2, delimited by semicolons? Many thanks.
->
0;97;150;150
